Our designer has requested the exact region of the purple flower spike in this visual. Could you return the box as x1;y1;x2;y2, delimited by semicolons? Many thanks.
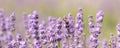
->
28;10;39;40
76;8;83;20
109;33;116;48
0;9;5;33
96;10;104;23
117;24;120;48
102;40;108;48
75;8;84;34
39;21;47;44
0;9;113;48
9;12;16;32
22;12;28;30
88;16;94;33
56;18;62;41
68;13;75;34
16;33;23;42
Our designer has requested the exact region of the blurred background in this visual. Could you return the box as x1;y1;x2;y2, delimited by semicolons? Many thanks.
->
0;0;120;42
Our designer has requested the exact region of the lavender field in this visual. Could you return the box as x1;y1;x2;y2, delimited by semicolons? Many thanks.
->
0;0;120;48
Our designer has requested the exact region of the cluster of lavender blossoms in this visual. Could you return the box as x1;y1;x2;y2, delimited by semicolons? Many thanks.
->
0;8;119;48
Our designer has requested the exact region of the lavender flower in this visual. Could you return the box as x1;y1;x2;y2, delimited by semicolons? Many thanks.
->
68;13;75;34
96;10;104;24
16;34;23;42
22;12;28;30
73;8;85;48
39;21;48;47
47;17;58;48
19;41;28;48
75;8;84;35
117;24;120;48
75;8;84;32
88;10;104;48
109;33;117;48
4;31;13;44
25;14;33;40
0;8;119;48
27;10;39;40
102;40;108;48
9;12;16;32
55;18;63;48
56;18;62;41
88;15;94;33
0;9;5;37
33;39;41;48
6;39;17;48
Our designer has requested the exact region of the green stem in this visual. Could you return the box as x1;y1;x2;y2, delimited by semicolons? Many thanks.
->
58;41;62;48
